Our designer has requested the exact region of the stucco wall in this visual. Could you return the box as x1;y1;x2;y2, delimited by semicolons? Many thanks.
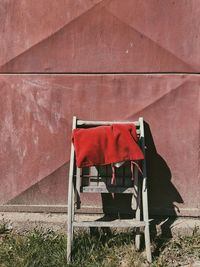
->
0;0;200;216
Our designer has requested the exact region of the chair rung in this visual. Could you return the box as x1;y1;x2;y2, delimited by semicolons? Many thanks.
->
77;120;140;127
73;219;146;228
81;186;135;193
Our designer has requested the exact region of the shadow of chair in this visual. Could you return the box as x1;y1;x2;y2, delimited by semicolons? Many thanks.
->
101;121;184;258
144;121;184;256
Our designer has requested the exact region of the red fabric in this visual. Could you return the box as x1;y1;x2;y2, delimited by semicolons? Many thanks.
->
72;124;144;168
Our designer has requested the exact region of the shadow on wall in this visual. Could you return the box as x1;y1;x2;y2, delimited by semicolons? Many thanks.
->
144;121;184;238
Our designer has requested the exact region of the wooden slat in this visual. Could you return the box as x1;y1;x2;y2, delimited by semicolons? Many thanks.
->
77;120;139;126
89;167;99;186
81;186;135;193
73;219;146;228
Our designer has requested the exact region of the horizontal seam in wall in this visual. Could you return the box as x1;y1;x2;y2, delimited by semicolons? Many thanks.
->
0;72;200;75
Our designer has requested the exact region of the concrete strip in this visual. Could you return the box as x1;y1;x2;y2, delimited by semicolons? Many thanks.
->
1;212;200;235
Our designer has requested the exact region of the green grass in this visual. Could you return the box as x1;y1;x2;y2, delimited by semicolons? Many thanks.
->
0;227;67;267
0;220;200;267
69;229;145;267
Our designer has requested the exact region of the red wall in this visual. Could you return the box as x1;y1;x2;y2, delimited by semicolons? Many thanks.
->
0;0;200;216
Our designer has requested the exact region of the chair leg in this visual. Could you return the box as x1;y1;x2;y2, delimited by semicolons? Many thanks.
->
135;229;141;251
67;178;75;263
142;177;152;263
67;186;73;263
75;167;81;209
134;166;141;251
144;222;152;263
67;116;77;263
67;155;75;262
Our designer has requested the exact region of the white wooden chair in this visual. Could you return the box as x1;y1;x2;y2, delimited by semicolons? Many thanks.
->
67;117;152;263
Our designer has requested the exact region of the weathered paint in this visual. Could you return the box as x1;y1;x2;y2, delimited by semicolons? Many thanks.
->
0;0;200;72
0;74;199;216
1;0;200;216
